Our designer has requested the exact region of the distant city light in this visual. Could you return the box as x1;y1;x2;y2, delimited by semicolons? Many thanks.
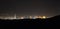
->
20;17;24;19
0;14;48;19
35;16;38;18
38;16;42;18
29;16;32;19
40;16;47;19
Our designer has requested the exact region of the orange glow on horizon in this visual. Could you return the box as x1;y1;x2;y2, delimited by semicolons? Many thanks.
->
41;16;47;19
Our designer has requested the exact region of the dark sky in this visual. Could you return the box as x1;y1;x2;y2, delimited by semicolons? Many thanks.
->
0;0;16;16
0;0;60;17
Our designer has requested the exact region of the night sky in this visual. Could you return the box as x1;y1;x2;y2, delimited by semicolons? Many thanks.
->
0;0;16;16
0;0;60;17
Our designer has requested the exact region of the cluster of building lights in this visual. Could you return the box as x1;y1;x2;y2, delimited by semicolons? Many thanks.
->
19;16;47;19
0;14;47;19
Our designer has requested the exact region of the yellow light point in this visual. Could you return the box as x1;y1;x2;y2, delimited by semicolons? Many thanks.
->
42;16;46;19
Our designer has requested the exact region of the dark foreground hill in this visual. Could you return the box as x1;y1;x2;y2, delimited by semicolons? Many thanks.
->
0;15;60;29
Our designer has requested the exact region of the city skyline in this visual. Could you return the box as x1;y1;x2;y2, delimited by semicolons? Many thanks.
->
0;14;51;19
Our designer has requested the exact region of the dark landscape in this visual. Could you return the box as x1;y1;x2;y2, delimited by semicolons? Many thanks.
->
0;15;60;29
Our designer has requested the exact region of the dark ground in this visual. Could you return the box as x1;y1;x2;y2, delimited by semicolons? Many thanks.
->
0;15;60;29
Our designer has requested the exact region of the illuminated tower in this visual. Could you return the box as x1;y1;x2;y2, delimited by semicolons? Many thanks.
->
14;14;16;19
